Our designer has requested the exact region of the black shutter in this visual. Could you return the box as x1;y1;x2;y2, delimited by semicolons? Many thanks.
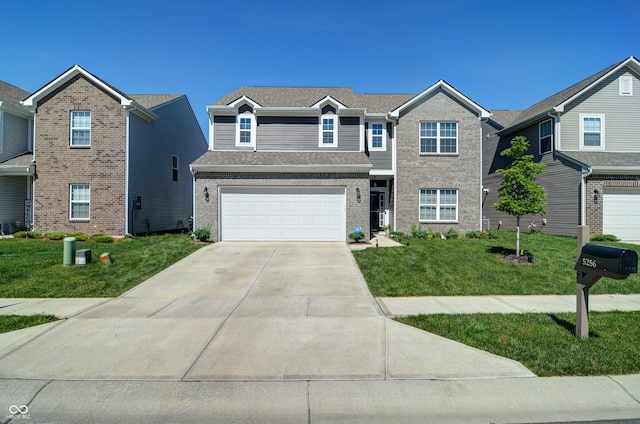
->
364;122;370;156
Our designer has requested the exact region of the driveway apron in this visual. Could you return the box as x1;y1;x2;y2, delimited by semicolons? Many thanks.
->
0;242;533;381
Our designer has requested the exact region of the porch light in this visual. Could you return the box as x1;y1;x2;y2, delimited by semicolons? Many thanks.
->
204;187;210;202
356;187;361;203
593;189;600;203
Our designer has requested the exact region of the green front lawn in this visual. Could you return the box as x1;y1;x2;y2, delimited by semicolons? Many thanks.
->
400;311;640;376
353;230;640;296
0;234;206;298
0;315;59;334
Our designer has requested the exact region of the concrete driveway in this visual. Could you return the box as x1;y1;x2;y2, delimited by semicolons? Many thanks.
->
0;242;532;381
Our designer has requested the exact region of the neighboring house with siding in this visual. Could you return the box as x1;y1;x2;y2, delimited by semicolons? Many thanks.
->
12;65;207;236
482;56;640;242
191;81;490;242
0;81;33;235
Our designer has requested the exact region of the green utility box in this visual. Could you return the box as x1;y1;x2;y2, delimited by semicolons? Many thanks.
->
63;237;76;266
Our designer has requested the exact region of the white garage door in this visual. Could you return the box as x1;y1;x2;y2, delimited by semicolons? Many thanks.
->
603;188;640;242
220;187;346;241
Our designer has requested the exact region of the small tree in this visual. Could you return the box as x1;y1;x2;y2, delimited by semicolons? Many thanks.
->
494;136;547;257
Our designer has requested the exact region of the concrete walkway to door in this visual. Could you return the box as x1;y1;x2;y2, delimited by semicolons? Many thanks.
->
0;242;531;381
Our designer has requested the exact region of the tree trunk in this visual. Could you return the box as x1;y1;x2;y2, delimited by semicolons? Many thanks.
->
516;216;521;257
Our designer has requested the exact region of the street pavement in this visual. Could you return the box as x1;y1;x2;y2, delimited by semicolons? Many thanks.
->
0;240;638;423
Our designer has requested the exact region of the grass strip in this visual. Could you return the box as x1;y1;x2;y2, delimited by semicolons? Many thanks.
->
399;311;640;376
0;315;59;334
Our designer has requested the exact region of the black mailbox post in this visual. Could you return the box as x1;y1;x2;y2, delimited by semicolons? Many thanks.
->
574;243;638;340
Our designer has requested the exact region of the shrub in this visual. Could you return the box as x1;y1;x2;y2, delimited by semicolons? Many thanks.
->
192;228;211;242
67;232;89;241
590;234;620;242
465;231;483;239
348;231;365;243
44;232;65;240
26;231;41;239
13;231;28;238
91;233;114;243
444;227;459;240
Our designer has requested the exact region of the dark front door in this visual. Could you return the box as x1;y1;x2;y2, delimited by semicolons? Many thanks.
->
370;192;380;232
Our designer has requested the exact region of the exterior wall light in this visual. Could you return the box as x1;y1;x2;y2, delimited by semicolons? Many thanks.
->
356;187;361;203
594;189;600;203
204;187;210;202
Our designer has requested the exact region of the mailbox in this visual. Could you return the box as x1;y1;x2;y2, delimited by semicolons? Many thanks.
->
575;243;638;279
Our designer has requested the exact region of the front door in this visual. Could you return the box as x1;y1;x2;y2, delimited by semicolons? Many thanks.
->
370;192;385;232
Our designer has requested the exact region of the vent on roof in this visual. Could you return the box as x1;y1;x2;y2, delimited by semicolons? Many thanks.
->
620;76;633;96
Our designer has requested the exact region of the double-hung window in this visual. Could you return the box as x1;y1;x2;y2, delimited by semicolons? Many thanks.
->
419;122;457;154
539;119;553;154
236;112;256;147
71;111;91;147
320;113;337;147
369;122;385;150
419;189;457;221
70;184;90;220
172;155;179;181
580;114;604;149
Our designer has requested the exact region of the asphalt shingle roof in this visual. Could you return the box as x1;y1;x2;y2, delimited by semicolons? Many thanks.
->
211;86;414;114
130;94;184;109
0;81;30;107
560;151;640;169
192;151;371;168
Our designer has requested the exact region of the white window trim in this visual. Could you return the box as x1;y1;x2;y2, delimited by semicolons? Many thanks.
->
368;122;386;151
580;113;605;150
235;112;256;147
539;118;553;155
319;113;338;147
70;111;91;147
419;188;458;222
620;75;633;96
69;184;90;221
419;121;458;154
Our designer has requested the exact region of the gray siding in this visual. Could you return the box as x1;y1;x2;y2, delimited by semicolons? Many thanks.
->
128;98;207;234
561;69;640;151
1;112;30;160
0;176;28;233
212;115;361;152
368;146;392;170
482;120;583;236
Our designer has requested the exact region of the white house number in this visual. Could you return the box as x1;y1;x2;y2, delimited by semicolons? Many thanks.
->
582;257;597;268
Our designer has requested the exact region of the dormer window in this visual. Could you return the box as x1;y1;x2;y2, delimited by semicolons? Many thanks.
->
319;105;338;147
235;105;256;147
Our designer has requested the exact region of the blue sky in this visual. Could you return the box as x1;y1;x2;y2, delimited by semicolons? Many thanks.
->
2;0;639;135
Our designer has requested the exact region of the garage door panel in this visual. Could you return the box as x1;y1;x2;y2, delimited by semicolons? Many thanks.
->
220;187;346;241
603;188;640;242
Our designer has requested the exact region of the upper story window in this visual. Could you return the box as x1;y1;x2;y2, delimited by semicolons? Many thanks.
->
580;114;604;149
70;184;90;220
419;188;458;222
320;113;338;147
539;119;553;154
369;122;386;150
235;110;256;147
620;76;633;96
172;155;179;181
71;111;91;147
419;122;457;154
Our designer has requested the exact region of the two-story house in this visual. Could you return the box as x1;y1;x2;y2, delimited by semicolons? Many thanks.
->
0;81;33;235
6;65;208;236
191;81;490;242
483;56;640;242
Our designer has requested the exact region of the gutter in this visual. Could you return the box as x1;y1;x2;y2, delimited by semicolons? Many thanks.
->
190;163;373;174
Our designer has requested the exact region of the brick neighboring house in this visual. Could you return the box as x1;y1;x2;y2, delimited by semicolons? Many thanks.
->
482;56;640;242
13;65;208;236
191;80;490;242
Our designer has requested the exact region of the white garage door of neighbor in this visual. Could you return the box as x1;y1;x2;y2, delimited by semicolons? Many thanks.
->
220;187;346;241
603;188;640;242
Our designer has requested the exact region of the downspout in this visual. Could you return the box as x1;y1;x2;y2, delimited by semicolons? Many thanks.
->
124;109;130;236
392;119;398;232
30;114;36;230
479;116;485;231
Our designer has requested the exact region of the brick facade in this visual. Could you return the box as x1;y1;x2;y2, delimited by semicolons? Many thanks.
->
194;172;370;242
585;174;640;236
395;90;482;234
33;75;127;235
